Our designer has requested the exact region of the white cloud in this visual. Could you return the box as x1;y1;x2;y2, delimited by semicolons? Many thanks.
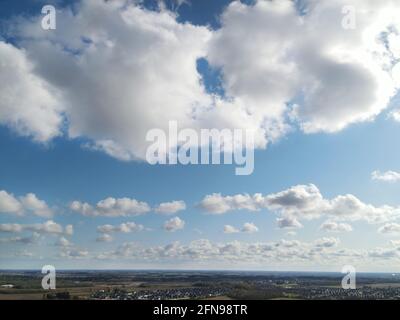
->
0;223;24;233
15;250;34;257
199;193;263;214
223;222;258;234
200;184;400;224
241;222;258;233
29;220;63;234
378;223;400;234
20;193;53;218
391;110;400;122
0;232;40;245
276;216;303;230
155;200;186;215
314;237;340;248
368;247;399;259
70;197;150;217
97;222;144;234
60;248;89;259
0;220;71;235
163;216;185;232
96;234;113;242
3;0;399;161
0;190;53;217
65;225;74;236
320;221;353;233
390;240;400;246
223;225;239;234
5;0;218;161
372;170;400;183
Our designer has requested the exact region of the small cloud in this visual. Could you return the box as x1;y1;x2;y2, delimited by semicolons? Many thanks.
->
241;222;259;233
163;217;185;232
55;236;72;247
96;234;113;242
379;223;400;234
314;237;340;248
371;170;400;183
155;200;186;215
320;221;353;233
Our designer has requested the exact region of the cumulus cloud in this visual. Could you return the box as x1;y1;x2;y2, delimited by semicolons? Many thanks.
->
0;190;53;217
200;184;400;224
0;42;62;142
378;223;400;234
241;222;259;233
208;0;400;135
199;193;264;214
0;191;22;215
320;221;353;233
163;216;185;232
0;220;72;235
65;224;74;236
97;222;144;234
276;216;303;230
155;200;186;215
372;170;400;183
368;247;399;259
1;0;399;161
314;237;340;248
223;222;258;234
60;248;89;259
96;234;113;242
55;236;72;247
70;197;150;217
223;225;239;234
19;193;53;218
4;0;218;161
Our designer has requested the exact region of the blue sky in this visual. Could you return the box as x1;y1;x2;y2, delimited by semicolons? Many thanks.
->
2;0;400;271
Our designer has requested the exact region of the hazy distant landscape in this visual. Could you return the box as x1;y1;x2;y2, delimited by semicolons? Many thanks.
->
2;270;400;300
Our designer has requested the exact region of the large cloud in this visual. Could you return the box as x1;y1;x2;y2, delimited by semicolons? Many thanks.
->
163;216;185;232
320;221;353;233
378;223;400;234
6;0;217;160
372;170;400;183
223;222;259;234
0;42;62;142
1;0;399;160
207;0;400;134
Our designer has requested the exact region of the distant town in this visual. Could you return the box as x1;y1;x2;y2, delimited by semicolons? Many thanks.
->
1;270;400;300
